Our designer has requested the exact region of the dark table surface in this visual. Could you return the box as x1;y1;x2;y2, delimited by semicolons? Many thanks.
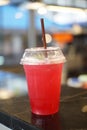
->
0;85;87;130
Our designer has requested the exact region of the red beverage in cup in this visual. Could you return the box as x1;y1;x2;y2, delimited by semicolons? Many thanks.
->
21;47;66;115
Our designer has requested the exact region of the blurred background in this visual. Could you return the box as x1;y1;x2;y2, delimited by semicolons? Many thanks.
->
0;0;87;99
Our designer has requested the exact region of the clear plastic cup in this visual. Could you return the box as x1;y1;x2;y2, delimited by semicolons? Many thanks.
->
20;47;66;115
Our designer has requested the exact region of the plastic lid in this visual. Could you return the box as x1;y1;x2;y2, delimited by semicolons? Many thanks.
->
20;47;66;65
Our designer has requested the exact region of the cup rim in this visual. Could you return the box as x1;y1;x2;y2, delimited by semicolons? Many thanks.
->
25;47;60;52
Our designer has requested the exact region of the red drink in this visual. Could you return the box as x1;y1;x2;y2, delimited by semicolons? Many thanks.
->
24;63;63;115
21;47;66;115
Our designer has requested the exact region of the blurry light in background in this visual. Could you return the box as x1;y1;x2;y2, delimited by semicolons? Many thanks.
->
15;12;23;19
20;2;45;10
53;13;73;25
52;33;73;44
0;56;5;65
0;0;9;6
47;5;85;14
37;7;47;15
72;24;83;35
0;89;14;100
45;33;52;43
